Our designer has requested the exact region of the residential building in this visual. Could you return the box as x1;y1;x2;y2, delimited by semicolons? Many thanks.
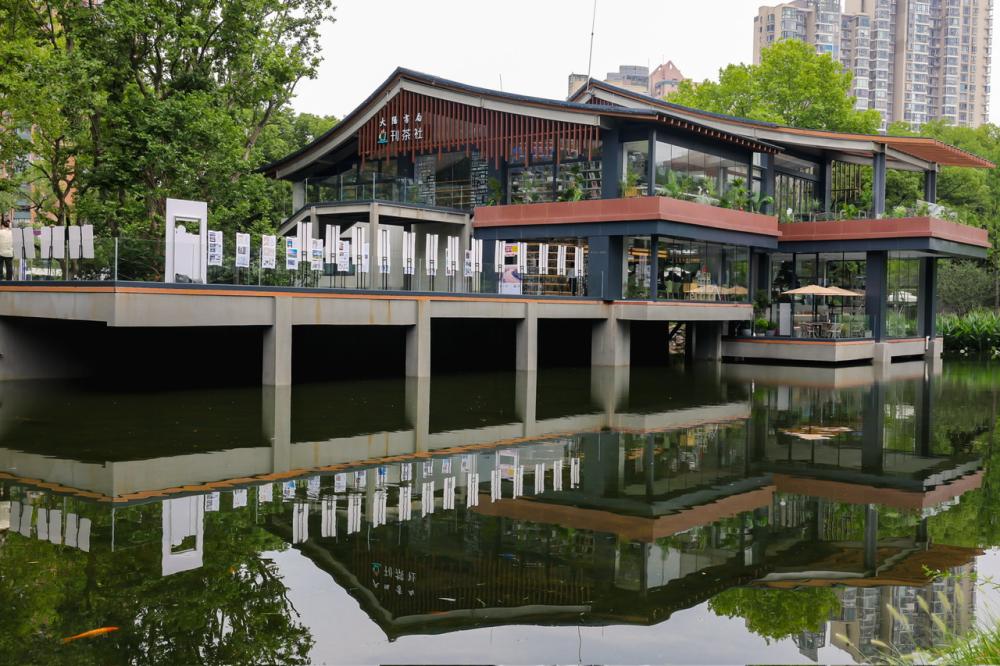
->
567;61;687;99
753;0;993;129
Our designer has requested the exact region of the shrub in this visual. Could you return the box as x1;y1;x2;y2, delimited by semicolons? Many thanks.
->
938;260;995;315
937;309;1000;357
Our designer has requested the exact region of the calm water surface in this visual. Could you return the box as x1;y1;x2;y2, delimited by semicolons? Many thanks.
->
2;361;1000;664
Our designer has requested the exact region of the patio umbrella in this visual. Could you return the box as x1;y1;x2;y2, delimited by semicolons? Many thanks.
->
781;285;864;332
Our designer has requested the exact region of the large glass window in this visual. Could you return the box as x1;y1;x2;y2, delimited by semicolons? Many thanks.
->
624;236;749;302
654;140;749;206
622;140;649;196
887;253;920;337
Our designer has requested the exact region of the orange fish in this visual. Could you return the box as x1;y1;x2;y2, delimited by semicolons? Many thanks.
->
62;627;119;644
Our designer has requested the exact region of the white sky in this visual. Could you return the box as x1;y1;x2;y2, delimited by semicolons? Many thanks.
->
292;0;1000;125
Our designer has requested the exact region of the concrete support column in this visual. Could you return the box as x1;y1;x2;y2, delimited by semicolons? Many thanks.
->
591;365;630;420
917;257;937;339
689;321;723;360
405;300;431;378
924;169;938;204
262;297;292;386
368;203;380;286
515;371;537;437
865;251;888;341
405;377;430;452
872;151;887;217
592;314;630;367
263;385;291;473
516;302;538;372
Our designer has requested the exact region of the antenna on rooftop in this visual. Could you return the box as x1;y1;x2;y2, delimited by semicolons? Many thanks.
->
586;0;598;82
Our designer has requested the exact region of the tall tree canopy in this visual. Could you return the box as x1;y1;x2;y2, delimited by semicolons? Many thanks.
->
667;39;882;134
0;0;337;238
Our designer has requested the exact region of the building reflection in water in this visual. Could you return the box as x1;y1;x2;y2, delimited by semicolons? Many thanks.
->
0;360;992;662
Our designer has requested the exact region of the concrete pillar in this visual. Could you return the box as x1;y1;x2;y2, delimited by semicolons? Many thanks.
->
690;321;723;360
263;385;291;473
924;169;937;204
917;257;937;339
368;202;380;286
262;297;292;386
872;151;887;217
516;302;538;372
405;377;430;452
591;364;630;421
592;314;630;367
515;371;537;437
405;300;431;378
865;251;888;341
872;341;891;367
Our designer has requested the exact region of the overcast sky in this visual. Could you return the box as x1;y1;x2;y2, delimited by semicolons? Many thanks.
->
292;0;1000;125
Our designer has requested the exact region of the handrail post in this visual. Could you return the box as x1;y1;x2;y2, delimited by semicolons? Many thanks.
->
113;237;119;281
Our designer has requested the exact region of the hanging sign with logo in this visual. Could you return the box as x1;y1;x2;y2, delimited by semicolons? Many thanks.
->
261;235;276;270
207;230;224;266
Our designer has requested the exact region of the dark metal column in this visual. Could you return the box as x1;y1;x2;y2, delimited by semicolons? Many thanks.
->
601;126;621;200
872;151;887;217
865;251;889;341
862;381;885;474
649;235;659;300
863;504;879;571
586;235;624;300
924;169;938;204
917;257;937;339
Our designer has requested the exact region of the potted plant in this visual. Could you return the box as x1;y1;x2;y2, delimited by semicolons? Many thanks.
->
754;317;770;336
766;320;778;337
740;322;753;337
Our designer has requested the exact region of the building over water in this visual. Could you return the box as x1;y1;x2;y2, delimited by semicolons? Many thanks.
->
259;67;992;369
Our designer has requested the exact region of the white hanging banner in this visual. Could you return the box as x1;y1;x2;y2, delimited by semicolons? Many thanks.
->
445;236;459;277
207;230;223;266
557;245;567;276
310;238;324;271
425;233;438;277
235;232;250;268
463;249;473;278
361;241;370;273
68;225;82;260
324;225;338;263
474;238;483;273
81;225;95;260
336;240;351;272
297;221;311;258
402;231;416;275
50;226;65;260
285;237;299;270
261;235;276;269
573;246;584;278
38;227;52;260
20;227;34;259
538;243;549;275
516;242;527;274
494;240;504;273
378;227;391;274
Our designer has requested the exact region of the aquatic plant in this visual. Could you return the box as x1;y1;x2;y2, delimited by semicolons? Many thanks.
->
938;310;1000;356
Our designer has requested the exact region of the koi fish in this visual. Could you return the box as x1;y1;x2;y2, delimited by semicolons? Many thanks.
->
62;627;119;644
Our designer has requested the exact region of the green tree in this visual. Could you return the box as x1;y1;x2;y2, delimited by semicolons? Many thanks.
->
668;40;881;133
709;586;841;643
1;0;336;246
